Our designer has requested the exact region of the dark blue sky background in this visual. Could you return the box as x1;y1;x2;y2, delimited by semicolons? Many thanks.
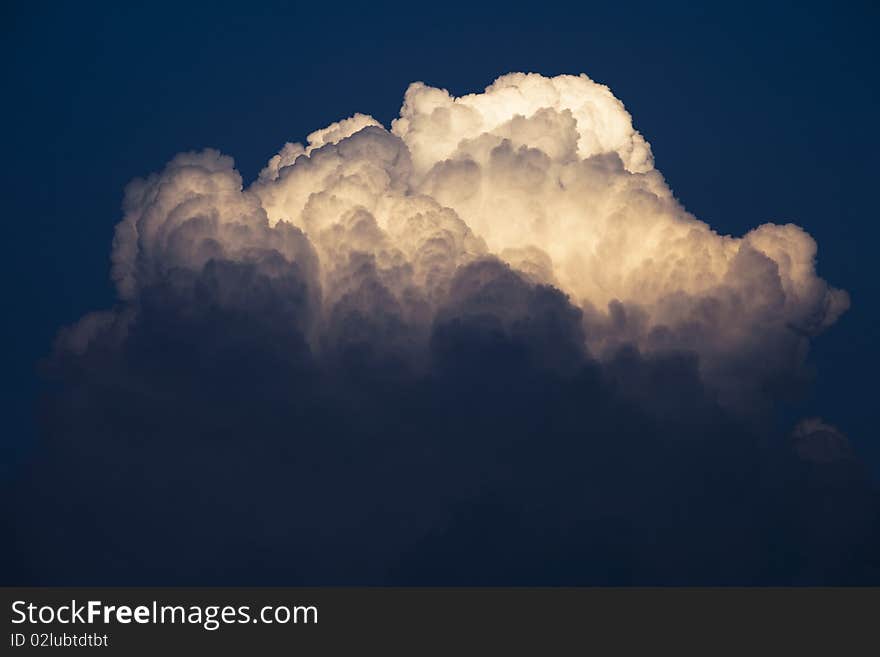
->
2;0;878;473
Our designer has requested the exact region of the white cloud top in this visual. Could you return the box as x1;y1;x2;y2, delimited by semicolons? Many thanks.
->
93;72;847;409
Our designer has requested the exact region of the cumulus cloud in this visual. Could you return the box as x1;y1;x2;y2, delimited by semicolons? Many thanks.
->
8;72;875;585
101;72;849;409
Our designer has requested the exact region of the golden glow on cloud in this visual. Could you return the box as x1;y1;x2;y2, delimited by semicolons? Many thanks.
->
91;72;847;409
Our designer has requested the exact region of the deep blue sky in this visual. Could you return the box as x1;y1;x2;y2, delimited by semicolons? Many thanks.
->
2;0;878;472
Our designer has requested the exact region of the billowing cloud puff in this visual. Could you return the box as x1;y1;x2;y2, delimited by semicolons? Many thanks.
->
792;418;854;464
99;72;847;410
9;73;874;586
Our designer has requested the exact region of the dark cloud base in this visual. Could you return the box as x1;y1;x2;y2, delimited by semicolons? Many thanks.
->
4;258;879;585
